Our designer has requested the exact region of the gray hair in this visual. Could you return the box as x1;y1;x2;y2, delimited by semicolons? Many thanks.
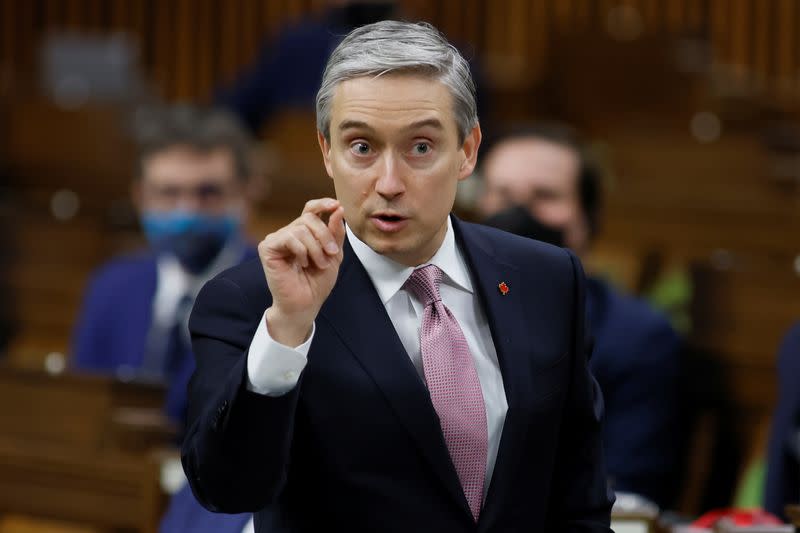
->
316;20;478;144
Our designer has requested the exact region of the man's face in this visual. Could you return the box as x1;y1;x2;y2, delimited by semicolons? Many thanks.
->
135;146;245;217
318;74;480;266
479;138;589;254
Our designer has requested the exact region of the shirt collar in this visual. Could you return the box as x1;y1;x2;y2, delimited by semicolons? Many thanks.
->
156;237;245;295
346;216;473;305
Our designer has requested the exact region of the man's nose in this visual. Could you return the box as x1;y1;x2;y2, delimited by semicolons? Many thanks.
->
374;153;405;200
175;191;203;212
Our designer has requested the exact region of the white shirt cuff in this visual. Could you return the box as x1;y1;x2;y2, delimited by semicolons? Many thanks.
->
246;309;314;396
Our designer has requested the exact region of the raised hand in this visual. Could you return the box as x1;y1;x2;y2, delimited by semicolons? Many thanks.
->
258;198;346;346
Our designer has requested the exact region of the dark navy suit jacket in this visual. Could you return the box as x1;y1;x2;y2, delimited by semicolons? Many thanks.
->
765;322;800;519
586;278;682;507
160;483;251;533
182;217;614;532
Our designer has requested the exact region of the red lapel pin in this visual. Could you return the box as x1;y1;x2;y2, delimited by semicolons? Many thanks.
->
498;281;509;296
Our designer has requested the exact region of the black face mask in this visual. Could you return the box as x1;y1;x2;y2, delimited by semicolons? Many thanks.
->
329;2;399;29
482;205;565;247
155;230;229;275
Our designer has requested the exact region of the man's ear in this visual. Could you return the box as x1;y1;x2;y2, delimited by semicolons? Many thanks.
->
458;124;482;181
317;130;334;180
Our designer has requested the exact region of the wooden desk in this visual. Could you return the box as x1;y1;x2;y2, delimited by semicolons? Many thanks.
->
786;505;800;530
0;365;176;532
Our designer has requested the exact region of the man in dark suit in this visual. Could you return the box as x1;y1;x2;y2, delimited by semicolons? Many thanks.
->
765;322;800;520
71;106;257;533
183;21;614;532
478;123;683;508
71;106;258;423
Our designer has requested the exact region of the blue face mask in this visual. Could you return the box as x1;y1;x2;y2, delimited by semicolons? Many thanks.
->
141;210;241;274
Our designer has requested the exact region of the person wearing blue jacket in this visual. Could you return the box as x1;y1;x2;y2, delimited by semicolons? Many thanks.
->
70;106;257;533
479;123;683;508
765;322;800;520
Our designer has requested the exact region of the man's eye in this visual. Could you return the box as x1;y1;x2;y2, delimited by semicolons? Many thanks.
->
350;142;370;155
413;142;430;155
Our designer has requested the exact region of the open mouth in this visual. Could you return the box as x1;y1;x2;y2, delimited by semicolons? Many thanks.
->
376;214;405;222
370;213;409;232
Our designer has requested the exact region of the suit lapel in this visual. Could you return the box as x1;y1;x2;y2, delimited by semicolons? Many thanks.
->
319;238;472;518
451;218;532;530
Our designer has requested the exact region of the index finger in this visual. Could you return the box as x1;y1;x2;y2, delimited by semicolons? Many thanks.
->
302;197;340;216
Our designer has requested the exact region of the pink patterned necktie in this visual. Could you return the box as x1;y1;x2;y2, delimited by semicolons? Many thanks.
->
404;264;488;522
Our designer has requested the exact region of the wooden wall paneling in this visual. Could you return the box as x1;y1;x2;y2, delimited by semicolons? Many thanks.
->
1;1;16;70
665;0;685;32
194;0;215;102
483;0;506;86
285;0;309;22
686;0;706;34
261;0;286;40
640;0;660;31
753;0;771;92
107;0;128;31
14;0;36;80
776;0;795;98
511;0;528;68
437;0;461;44
240;0;262;75
217;0;242;90
527;0;549;89
174;0;193;101
709;0;730;80
65;0;84;28
572;0;592;29
1;0;799;105
150;0;174;100
729;0;749;85
460;0;481;53
552;0;574;32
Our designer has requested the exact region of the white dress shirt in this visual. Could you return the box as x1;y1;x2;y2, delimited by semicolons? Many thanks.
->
140;241;244;378
246;218;509;491
152;240;245;330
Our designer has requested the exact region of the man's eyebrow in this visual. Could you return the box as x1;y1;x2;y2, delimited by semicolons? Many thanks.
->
404;118;445;131
338;120;374;132
337;118;445;133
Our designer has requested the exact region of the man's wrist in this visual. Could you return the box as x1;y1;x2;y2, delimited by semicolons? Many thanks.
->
265;306;314;348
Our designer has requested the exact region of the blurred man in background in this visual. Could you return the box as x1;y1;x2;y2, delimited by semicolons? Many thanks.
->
71;106;258;424
215;0;489;135
215;0;400;134
478;123;684;508
765;321;800;520
71;106;257;533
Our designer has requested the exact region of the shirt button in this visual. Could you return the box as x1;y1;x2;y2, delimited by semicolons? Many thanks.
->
283;370;297;381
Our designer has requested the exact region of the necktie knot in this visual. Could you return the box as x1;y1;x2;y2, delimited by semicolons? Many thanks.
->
404;264;443;307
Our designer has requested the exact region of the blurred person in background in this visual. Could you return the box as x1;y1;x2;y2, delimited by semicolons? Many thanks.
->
70;106;258;424
71;105;258;533
765;322;800;520
215;0;488;135
478;123;684;508
215;0;401;134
